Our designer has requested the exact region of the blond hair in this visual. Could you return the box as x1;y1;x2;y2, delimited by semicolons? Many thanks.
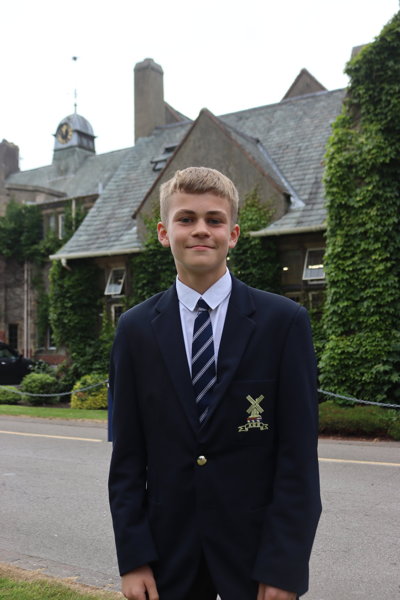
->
160;167;239;225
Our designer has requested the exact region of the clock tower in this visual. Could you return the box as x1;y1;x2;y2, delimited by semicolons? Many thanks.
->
53;113;96;174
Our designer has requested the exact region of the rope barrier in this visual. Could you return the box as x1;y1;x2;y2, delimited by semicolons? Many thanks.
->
318;389;400;409
0;381;399;409
0;380;108;398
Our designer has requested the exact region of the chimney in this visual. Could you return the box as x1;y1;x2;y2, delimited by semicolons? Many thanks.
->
0;139;19;181
134;58;165;142
351;44;367;59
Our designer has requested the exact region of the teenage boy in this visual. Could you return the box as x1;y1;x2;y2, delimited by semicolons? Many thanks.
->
109;167;321;600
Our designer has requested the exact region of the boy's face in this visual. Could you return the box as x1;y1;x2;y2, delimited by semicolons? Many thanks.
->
157;191;240;286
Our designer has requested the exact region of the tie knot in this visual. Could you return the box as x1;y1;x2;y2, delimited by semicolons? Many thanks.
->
197;298;210;312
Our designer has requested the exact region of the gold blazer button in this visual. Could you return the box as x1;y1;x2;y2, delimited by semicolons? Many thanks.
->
197;455;207;466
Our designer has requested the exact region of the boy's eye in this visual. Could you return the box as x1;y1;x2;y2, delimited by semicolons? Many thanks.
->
208;218;222;225
179;217;192;223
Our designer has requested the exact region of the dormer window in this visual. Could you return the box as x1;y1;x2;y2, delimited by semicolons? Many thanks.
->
302;249;325;282
150;145;177;171
105;268;126;296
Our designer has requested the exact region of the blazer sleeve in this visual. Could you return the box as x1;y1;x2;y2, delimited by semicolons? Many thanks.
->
252;305;322;596
108;315;158;576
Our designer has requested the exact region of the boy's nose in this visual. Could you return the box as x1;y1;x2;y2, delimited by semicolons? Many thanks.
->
192;220;210;235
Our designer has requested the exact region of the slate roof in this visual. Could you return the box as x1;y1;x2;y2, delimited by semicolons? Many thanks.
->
221;120;303;207
52;122;191;258
6;147;130;199
221;88;346;234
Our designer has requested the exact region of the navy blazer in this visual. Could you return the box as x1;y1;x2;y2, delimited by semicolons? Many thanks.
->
108;276;321;599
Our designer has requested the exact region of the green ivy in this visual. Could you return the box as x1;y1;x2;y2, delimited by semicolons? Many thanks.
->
49;259;103;354
0;200;43;263
321;12;400;404
131;212;176;305
61;202;86;242
230;187;281;293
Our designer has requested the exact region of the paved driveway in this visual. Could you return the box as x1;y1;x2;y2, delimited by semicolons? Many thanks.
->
0;416;399;598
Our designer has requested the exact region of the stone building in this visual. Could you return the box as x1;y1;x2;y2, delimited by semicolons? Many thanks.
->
0;57;346;361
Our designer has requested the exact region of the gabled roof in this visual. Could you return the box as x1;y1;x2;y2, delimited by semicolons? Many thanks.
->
52;123;191;259
133;108;293;220
282;68;326;100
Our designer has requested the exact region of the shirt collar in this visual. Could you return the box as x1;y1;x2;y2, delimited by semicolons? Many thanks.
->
176;270;232;312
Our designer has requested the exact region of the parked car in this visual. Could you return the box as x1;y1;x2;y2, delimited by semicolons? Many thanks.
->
0;342;35;384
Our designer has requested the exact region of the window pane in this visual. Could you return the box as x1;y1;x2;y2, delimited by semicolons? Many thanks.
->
8;324;18;349
58;214;65;239
303;249;325;280
105;268;126;295
280;250;304;286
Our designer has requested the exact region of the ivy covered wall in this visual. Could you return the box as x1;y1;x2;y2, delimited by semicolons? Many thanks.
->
230;187;280;293
320;12;400;404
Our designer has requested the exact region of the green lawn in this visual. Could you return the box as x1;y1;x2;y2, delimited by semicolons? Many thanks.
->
0;404;107;420
0;565;120;600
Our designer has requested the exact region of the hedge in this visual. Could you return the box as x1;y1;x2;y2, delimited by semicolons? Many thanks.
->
319;401;400;440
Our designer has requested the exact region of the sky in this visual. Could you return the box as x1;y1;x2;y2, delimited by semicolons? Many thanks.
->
1;0;398;171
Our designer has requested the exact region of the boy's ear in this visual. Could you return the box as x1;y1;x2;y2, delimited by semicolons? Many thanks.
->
157;221;170;247
228;224;240;249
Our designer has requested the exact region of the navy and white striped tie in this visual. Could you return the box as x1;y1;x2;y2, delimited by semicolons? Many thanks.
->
192;298;216;423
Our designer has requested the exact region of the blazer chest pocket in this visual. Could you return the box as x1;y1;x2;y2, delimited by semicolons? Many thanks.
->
229;379;276;446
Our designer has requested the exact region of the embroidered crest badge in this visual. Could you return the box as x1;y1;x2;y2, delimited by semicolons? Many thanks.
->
238;394;269;432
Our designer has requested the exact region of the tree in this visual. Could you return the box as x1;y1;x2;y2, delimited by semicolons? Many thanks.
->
320;12;400;404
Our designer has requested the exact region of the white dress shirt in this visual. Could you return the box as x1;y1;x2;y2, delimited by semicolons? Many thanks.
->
176;269;232;374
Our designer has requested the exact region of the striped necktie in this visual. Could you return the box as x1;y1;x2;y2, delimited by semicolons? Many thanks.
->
192;298;216;423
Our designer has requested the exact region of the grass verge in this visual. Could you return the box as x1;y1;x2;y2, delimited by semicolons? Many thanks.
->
0;563;120;600
0;404;107;420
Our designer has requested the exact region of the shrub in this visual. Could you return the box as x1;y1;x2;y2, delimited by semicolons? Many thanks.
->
71;373;108;409
32;359;55;375
55;361;81;399
0;386;21;405
20;373;60;406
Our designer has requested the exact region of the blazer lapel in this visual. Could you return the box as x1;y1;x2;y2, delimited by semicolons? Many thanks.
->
204;277;256;424
151;284;199;434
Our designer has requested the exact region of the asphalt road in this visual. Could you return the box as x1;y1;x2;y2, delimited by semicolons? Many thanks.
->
0;416;399;599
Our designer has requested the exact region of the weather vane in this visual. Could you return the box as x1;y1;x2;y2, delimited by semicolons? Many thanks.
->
72;56;78;113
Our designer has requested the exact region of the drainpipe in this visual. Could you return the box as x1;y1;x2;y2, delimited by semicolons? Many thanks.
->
23;261;30;357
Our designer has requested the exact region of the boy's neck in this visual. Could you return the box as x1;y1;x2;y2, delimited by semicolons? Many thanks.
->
177;269;226;295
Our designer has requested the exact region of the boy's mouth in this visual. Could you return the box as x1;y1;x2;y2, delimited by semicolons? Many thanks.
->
188;244;213;249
